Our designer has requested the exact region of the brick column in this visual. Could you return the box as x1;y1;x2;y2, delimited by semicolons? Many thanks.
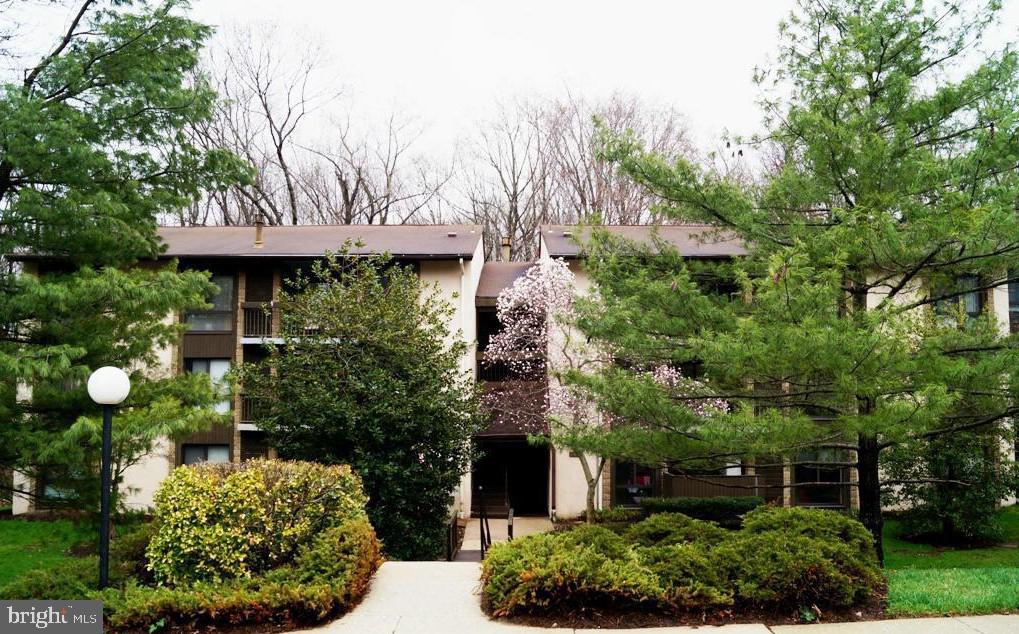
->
232;271;246;464
601;460;613;509
271;268;281;336
848;448;861;510
782;459;793;507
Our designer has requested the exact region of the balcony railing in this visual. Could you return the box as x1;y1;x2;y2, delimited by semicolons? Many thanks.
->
239;394;262;424
242;303;276;337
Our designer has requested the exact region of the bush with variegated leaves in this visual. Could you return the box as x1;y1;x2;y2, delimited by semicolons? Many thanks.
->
147;459;368;585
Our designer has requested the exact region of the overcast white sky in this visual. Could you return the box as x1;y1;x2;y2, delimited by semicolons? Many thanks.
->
187;0;799;155
186;0;1019;159
9;0;1019;160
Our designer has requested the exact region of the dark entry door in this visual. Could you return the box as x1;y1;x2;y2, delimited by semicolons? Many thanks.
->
472;437;549;517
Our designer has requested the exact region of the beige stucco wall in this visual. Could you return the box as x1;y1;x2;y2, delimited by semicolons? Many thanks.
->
96;249;484;519
120;437;175;511
538;241;605;516
419;245;484;519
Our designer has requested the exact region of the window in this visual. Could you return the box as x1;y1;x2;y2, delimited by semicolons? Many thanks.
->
613;462;655;507
793;449;847;508
186;358;231;414
934;275;983;321
182;444;230;465
186;274;234;331
959;275;983;319
1009;270;1018;334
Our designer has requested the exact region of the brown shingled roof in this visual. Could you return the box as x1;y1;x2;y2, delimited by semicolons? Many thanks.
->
476;261;534;302
539;224;746;258
156;224;483;259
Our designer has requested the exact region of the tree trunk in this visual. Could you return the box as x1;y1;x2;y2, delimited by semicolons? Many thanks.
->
857;433;884;565
585;481;597;523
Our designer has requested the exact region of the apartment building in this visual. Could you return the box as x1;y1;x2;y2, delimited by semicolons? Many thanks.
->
12;222;1019;518
13;223;485;514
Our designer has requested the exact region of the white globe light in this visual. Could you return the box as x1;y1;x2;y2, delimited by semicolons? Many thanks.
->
87;367;131;405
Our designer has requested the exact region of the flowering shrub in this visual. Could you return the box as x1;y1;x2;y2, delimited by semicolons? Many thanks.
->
147;459;368;585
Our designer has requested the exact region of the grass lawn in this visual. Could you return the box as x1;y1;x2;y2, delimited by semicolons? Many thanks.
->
0;518;92;588
884;505;1019;616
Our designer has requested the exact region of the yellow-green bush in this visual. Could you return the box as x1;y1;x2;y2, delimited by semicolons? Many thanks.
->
147;459;368;585
105;516;381;631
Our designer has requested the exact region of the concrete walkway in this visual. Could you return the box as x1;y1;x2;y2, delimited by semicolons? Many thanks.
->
303;560;1019;633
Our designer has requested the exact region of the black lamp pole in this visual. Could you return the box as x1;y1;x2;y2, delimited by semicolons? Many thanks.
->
98;403;113;589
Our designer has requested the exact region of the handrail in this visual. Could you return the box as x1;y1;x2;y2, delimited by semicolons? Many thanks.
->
444;510;460;562
478;485;492;558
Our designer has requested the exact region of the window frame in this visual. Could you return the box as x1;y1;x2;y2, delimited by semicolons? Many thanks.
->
184;358;232;414
181;444;231;465
1008;269;1018;334
185;273;236;333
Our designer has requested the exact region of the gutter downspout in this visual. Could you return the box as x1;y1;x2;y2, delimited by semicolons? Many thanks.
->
458;257;467;353
459;256;468;519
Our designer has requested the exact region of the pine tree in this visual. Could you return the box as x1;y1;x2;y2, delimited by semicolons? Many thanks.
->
572;0;1019;561
0;1;247;508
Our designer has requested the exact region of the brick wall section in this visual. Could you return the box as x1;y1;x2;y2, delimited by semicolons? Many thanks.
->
232;271;246;464
601;460;612;508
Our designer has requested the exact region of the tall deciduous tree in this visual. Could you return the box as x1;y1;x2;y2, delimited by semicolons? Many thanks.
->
570;0;1019;561
237;249;483;560
0;0;245;507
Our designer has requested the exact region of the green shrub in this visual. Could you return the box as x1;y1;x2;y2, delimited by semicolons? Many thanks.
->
592;507;644;524
481;532;665;617
0;556;98;600
280;516;382;589
636;544;732;607
713;531;881;608
111;522;157;585
883;430;1019;545
624;513;727;547
147;459;367;585
740;506;876;565
104;577;341;630
557;524;630;559
104;517;381;632
639;497;764;527
480;507;882;618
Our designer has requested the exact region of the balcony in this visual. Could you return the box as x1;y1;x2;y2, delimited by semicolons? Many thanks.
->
238;394;265;431
242;302;276;338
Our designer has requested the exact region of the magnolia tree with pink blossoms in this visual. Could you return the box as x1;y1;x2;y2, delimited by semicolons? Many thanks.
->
483;257;609;522
483;257;728;522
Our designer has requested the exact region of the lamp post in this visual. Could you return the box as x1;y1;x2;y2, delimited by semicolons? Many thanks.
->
87;366;130;589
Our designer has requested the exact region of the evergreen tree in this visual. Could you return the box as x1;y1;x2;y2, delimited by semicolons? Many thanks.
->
570;0;1019;561
0;0;247;507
